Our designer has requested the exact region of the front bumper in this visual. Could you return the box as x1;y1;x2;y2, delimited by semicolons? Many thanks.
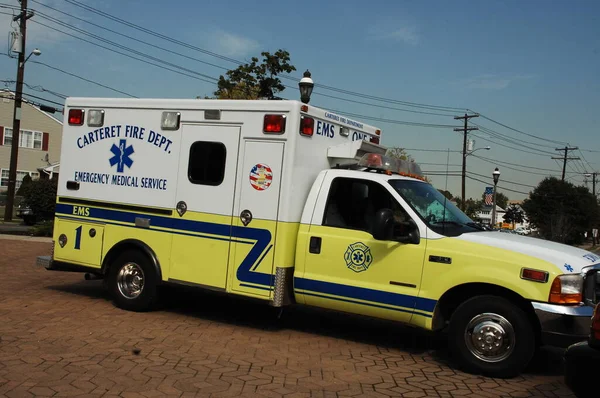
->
532;302;593;348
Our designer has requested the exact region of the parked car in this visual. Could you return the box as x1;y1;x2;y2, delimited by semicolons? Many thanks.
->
15;202;36;225
564;302;600;397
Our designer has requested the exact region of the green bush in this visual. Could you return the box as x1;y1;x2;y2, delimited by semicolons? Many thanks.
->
22;179;58;221
30;220;54;237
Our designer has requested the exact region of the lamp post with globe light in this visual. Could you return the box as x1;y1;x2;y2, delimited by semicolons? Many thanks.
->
491;167;501;228
298;70;314;104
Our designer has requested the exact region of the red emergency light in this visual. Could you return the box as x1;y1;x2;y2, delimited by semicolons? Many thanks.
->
68;109;84;126
263;114;286;133
300;116;314;136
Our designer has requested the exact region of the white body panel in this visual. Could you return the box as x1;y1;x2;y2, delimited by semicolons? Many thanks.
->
58;98;382;224
175;124;241;215
457;232;600;273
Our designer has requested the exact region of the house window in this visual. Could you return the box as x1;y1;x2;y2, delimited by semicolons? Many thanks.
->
3;128;44;149
0;169;38;189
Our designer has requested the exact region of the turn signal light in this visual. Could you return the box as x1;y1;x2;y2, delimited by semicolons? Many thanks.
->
521;268;549;283
300;116;314;136
549;275;583;304
263;114;286;133
68;109;84;125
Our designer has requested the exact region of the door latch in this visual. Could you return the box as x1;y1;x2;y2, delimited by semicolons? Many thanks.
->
176;201;187;217
240;209;252;226
309;236;322;254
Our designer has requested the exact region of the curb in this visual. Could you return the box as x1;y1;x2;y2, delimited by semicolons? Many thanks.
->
0;234;52;243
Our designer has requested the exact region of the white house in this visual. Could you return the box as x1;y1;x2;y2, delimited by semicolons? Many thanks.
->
475;205;506;227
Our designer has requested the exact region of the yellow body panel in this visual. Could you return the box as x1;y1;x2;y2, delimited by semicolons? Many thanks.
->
422;237;557;302
170;212;236;289
53;218;105;267
294;224;431;323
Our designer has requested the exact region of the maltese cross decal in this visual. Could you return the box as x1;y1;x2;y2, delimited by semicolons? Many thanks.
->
109;139;134;173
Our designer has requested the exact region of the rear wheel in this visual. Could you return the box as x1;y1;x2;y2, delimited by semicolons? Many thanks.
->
447;295;536;378
108;250;159;312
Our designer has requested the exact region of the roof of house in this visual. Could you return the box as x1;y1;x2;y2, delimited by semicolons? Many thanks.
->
0;89;63;125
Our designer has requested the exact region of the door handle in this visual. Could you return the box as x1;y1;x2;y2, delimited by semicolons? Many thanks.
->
309;236;321;254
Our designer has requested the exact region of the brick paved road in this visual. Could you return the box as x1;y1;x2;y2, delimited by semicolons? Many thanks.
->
0;237;575;397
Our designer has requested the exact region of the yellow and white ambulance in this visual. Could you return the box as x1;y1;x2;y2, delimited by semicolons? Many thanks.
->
37;98;600;377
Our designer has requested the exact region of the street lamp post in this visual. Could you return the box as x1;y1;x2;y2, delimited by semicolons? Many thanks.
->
298;70;314;104
491;167;501;229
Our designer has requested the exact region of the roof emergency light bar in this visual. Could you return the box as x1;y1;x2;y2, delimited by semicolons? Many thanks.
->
357;153;426;181
327;140;387;168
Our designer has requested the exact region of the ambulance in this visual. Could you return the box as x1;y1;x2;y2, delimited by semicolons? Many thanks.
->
37;98;600;377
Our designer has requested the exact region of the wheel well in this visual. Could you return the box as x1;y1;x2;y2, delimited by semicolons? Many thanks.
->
101;239;162;281
432;283;541;340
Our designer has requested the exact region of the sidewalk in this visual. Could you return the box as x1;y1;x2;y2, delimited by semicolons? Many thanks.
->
0;233;52;243
0;221;32;235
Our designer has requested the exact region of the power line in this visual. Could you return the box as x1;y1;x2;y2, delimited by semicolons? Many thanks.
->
29;0;230;73
475;125;558;154
466;175;531;195
475;113;569;146
471;154;560;173
30;16;219;85
0;54;138;97
0;79;67;99
27;1;461;119
470;132;554;157
59;0;468;113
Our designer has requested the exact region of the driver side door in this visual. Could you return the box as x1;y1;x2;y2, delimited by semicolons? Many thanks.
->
296;176;431;324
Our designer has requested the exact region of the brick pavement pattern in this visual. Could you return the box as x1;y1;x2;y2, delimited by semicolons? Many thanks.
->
0;238;575;397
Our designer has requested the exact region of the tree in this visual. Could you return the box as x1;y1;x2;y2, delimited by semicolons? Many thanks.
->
214;49;296;100
481;191;508;210
522;177;599;244
503;204;525;227
455;198;483;219
22;178;58;222
16;174;33;197
438;190;454;200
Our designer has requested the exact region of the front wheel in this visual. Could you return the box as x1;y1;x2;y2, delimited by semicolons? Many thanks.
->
447;295;536;378
108;250;159;312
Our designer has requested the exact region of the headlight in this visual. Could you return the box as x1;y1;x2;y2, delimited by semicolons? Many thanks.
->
549;274;583;304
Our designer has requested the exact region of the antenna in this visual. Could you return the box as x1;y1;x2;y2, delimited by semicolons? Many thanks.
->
442;148;450;233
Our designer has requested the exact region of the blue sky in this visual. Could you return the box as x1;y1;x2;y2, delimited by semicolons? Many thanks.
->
1;0;599;200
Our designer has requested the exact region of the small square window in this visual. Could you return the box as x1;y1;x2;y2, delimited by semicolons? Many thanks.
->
188;141;226;186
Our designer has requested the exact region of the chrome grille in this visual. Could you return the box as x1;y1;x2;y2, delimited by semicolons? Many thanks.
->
583;269;600;306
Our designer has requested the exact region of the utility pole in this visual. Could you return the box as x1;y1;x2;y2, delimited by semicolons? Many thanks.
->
454;113;479;210
551;146;579;182
4;0;33;222
585;172;597;197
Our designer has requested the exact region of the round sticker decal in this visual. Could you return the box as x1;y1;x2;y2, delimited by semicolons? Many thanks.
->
249;163;273;191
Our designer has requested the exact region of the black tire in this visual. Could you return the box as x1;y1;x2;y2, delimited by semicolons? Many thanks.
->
108;249;159;312
447;295;536;378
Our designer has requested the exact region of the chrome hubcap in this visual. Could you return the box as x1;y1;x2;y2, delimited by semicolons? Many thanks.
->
464;313;515;363
117;262;144;299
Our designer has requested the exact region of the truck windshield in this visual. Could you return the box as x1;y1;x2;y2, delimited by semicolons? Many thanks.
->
388;179;484;236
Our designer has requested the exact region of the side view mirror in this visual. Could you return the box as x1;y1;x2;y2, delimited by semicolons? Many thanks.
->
396;219;420;245
372;208;395;240
371;209;421;245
